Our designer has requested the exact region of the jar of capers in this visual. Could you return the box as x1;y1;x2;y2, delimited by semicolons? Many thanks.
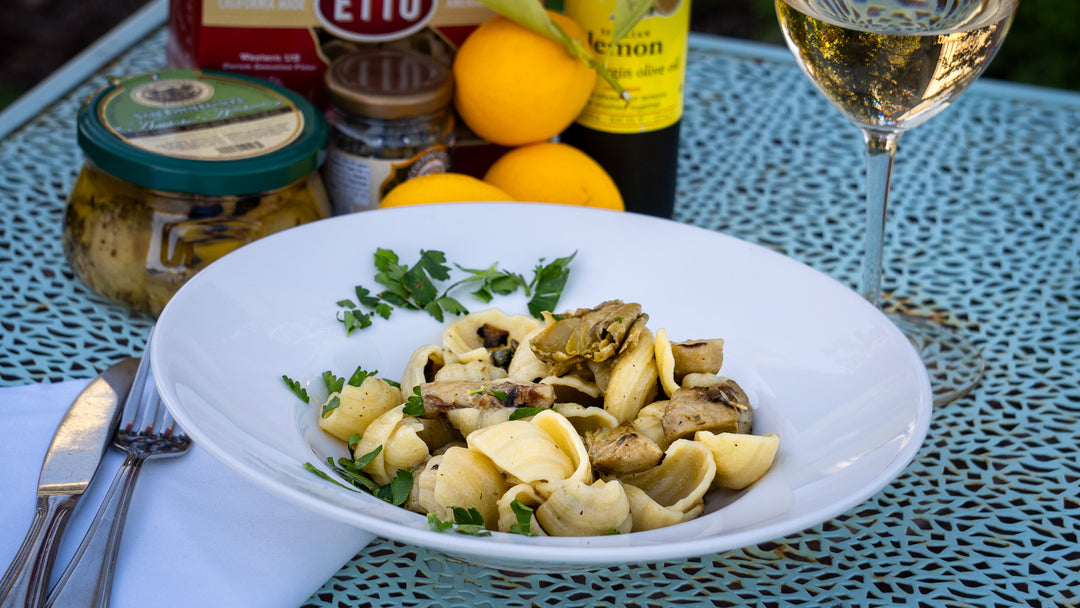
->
322;47;455;214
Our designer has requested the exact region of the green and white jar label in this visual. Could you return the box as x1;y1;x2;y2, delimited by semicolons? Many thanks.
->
100;71;304;161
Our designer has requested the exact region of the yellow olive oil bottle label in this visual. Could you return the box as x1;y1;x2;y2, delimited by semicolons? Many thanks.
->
565;0;691;134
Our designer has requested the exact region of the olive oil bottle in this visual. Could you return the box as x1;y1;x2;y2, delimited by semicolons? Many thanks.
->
560;0;691;217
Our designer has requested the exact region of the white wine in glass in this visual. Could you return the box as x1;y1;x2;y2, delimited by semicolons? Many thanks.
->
776;0;1017;405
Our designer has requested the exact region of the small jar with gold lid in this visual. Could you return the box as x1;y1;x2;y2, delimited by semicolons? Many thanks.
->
64;69;331;316
322;47;454;214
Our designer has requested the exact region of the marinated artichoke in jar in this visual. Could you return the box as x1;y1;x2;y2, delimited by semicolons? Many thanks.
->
63;164;329;316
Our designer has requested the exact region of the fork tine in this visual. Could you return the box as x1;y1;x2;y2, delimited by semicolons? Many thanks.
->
119;328;159;434
158;407;185;438
136;389;163;435
118;349;153;431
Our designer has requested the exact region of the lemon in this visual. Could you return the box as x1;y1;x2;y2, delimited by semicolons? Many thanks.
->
483;142;624;210
378;173;514;207
453;11;596;147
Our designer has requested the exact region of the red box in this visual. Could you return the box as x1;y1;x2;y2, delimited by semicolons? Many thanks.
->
166;0;495;109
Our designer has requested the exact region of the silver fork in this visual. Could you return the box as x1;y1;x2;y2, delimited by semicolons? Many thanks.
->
45;331;192;608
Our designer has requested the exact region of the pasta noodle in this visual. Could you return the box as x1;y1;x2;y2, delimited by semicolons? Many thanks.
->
317;301;779;537
412;446;505;528
353;405;430;486
318;377;402;442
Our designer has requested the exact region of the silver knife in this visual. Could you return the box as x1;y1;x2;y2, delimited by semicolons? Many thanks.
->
0;358;139;608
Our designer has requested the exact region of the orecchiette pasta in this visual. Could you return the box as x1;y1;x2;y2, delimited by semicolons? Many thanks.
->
318;377;402;442
400;344;445;397
442;309;541;364
535;479;633;536
316;301;779;537
467;409;591;497
617;439;716;529
412;446;505;528
497;484;546;535
602;326;659;422
353;404;430;486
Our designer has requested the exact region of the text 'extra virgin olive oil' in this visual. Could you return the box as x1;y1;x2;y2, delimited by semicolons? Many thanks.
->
560;0;691;218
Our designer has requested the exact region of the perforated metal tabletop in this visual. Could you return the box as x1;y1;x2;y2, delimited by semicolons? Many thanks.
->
1;21;1078;608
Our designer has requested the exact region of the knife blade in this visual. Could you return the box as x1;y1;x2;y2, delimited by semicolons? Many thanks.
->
0;358;139;608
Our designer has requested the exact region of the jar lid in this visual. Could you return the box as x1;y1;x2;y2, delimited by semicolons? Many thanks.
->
77;69;327;196
326;48;453;120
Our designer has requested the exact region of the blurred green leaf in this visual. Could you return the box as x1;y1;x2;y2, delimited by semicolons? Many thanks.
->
613;0;656;46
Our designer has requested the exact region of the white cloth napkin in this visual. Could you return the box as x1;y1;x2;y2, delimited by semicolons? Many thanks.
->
0;379;374;608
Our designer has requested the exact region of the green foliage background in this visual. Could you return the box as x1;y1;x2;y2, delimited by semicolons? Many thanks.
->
691;0;1079;92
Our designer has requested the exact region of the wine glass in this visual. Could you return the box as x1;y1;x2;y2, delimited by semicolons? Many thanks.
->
775;0;1018;405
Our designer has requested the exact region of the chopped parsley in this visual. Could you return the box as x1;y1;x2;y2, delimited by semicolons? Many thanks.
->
321;395;340;417
402;386;425;416
282;375;309;403
427;506;491;536
304;445;412;506
467;385;508;402
509;407;547;421
508;500;536;536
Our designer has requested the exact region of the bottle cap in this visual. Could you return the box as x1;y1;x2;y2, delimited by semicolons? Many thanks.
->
326;48;453;120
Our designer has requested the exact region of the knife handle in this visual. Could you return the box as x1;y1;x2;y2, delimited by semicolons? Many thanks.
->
0;494;79;608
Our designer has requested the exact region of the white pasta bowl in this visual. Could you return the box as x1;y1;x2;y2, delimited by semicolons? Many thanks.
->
152;202;932;572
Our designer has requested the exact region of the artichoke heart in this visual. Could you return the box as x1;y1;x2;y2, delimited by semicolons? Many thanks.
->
585;422;664;474
418;380;555;417
529;300;648;375
670;338;725;379
661;379;753;442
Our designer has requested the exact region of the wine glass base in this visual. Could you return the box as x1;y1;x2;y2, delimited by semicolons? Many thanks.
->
887;312;985;407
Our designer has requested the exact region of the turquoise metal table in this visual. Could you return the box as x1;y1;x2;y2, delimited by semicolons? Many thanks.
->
2;6;1078;607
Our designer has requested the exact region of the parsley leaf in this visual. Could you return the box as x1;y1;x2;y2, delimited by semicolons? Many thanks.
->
427;513;454;532
527;252;576;319
323;370;345;395
374;468;413;506
467;385;508;403
319;454;377;492
443;262;528;305
353;285;384;309
353;445;382;468
347;366;377;387
304;445;413;506
322;366;378;404
338;308;373;335
509;407;547;420
321;395;341;417
347;433;362;452
402;386;425;416
282;375;309;403
508;500;536;536
428;507;491;536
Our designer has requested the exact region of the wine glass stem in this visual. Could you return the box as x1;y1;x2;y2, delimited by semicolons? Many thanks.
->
859;130;900;309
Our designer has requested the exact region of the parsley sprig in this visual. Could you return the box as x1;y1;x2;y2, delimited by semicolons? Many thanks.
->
283;365;381;414
337;249;575;335
304;445;412;506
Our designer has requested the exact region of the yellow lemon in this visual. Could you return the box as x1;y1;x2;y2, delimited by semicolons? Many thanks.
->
453;11;596;147
483;142;625;210
379;173;514;207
